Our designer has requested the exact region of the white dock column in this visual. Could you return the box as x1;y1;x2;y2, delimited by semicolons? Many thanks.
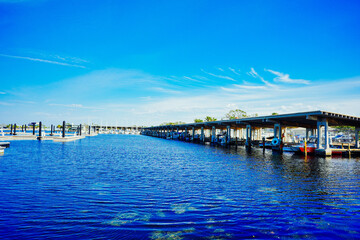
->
283;127;287;143
246;125;252;147
355;128;360;149
317;119;329;150
317;121;323;149
274;124;281;139
226;125;231;144
201;127;204;143
211;126;216;143
305;128;312;140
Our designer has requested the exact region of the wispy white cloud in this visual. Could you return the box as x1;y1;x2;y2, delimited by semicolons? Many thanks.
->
218;67;224;71
49;103;84;108
220;84;267;92
0;53;86;68
265;69;310;84
234;84;267;90
193;75;209;81
0;92;6;94
0;101;12;106
201;69;236;82
151;87;182;94
48;103;104;110
183;76;205;83
248;68;277;88
229;67;240;75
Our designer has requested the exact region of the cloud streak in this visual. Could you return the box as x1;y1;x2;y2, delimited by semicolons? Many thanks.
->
229;67;240;75
0;53;86;68
201;69;236;82
265;69;310;84
248;68;277;88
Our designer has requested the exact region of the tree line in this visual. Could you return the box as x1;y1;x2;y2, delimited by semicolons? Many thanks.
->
160;109;280;125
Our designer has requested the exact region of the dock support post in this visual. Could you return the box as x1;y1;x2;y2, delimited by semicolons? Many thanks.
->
38;121;42;140
79;124;82;136
235;127;238;147
14;124;17;135
274;124;281;140
192;127;195;142
10;124;13;135
273;124;282;152
211;126;216;143
201;127;204;143
89;126;91;135
305;128;312;140
226;125;231;145
246;125;252;149
32;123;35;135
50;124;53;136
62;121;66;138
25;125;27;133
262;137;265;153
316;118;331;156
356;128;360;149
22;125;24;132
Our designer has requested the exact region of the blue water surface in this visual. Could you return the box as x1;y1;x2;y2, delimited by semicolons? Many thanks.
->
0;135;360;239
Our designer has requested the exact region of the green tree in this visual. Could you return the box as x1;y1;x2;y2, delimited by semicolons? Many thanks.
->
204;116;217;122
160;121;186;126
272;112;279;115
194;118;203;123
225;109;248;119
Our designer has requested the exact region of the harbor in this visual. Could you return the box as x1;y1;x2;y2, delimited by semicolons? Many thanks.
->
1;0;360;239
142;110;360;157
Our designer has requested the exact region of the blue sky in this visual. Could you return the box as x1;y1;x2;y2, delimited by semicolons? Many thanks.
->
0;0;359;126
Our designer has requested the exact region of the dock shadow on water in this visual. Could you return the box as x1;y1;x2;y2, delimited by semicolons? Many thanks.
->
0;135;360;239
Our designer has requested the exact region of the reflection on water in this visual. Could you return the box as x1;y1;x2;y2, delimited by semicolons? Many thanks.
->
0;135;359;239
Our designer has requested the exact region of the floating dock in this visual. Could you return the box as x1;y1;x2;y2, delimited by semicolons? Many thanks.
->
142;110;360;157
0;142;10;148
1;121;98;143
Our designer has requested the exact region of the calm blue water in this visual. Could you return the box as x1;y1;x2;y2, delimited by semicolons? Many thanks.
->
1;135;360;239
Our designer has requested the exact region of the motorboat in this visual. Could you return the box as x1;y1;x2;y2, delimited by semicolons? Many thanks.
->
299;137;317;154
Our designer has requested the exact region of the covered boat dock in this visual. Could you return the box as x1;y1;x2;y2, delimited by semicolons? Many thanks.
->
142;110;360;156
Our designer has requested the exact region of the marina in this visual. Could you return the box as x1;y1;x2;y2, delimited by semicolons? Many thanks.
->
1;0;360;238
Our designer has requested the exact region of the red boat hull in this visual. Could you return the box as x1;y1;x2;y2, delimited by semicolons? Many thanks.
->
299;146;316;153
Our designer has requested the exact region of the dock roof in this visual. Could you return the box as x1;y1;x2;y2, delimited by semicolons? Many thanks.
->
146;110;360;129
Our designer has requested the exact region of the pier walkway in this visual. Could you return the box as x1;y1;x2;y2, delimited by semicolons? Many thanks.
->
141;110;360;157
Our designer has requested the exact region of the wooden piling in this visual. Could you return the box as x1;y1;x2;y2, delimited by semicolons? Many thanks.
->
38;121;42;140
262;137;265;153
14;124;17;135
62;121;65;138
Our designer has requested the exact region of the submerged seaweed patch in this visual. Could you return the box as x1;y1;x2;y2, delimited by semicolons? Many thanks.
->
106;212;151;226
171;203;197;214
